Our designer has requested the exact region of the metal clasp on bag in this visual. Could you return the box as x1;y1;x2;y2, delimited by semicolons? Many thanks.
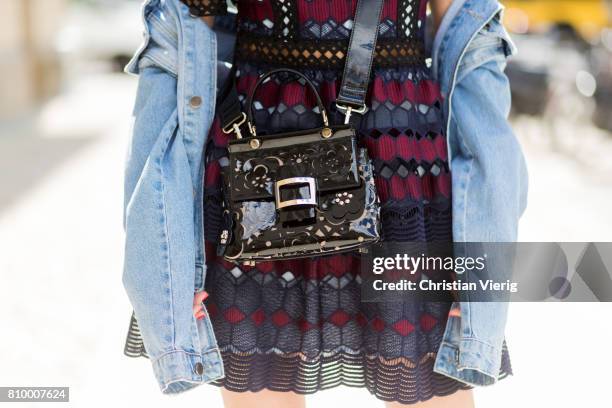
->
335;102;368;124
274;177;317;209
222;112;247;139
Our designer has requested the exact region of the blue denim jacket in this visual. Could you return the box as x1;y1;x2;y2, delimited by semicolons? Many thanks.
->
121;0;528;394
430;0;528;386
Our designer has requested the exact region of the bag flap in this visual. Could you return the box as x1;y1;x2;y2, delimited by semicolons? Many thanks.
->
226;127;360;202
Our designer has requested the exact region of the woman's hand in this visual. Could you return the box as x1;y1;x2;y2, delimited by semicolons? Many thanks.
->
193;290;209;320
202;16;215;28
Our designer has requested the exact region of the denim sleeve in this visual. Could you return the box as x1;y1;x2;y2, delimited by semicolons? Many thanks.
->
433;12;528;386
121;0;223;394
449;11;528;244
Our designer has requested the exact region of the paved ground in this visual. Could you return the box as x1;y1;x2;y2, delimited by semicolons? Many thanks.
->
0;72;610;407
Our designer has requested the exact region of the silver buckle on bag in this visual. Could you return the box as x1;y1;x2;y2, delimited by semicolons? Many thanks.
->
335;102;368;124
274;177;317;209
221;112;247;139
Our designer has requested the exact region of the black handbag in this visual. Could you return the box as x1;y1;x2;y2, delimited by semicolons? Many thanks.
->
215;0;384;264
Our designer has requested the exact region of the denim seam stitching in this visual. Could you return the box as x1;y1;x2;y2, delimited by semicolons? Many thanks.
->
152;348;201;363
161;378;201;393
149;10;178;44
140;55;178;77
159;117;178;348
140;1;179;75
443;2;502;168
458;337;499;350
180;8;203;289
458;45;507;83
197;26;218;281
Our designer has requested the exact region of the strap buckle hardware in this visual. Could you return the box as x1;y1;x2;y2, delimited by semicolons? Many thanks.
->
335;102;368;124
222;112;247;139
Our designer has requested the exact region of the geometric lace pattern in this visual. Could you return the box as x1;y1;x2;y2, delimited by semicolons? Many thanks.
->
122;1;515;404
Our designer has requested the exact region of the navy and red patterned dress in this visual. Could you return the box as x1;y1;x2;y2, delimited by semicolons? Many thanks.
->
182;0;510;403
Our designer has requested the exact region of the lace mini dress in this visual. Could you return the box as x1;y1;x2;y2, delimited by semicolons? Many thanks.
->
179;0;511;403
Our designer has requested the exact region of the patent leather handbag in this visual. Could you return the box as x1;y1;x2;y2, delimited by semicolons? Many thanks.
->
215;0;384;264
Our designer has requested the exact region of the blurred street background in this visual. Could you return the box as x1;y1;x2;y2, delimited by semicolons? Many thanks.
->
0;0;611;407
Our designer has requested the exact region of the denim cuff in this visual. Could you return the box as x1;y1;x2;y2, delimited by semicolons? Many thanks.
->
433;338;502;387
151;349;224;394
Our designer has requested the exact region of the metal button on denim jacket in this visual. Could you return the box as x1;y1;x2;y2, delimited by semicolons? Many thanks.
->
121;0;528;394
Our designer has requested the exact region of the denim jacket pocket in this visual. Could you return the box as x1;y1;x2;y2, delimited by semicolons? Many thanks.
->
125;0;179;77
457;10;518;83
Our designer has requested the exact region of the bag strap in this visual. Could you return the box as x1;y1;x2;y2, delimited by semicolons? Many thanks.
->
244;68;330;137
335;0;384;123
219;0;384;137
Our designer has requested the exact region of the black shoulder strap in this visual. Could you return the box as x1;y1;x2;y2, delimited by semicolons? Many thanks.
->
335;0;384;122
219;0;384;132
218;61;243;134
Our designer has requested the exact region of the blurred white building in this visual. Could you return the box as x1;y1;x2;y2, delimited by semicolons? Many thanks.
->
0;0;66;120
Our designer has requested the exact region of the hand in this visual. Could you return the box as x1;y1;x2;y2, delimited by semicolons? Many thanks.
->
193;290;209;320
201;15;215;28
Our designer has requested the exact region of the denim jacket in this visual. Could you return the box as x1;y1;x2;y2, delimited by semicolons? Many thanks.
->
121;0;528;394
